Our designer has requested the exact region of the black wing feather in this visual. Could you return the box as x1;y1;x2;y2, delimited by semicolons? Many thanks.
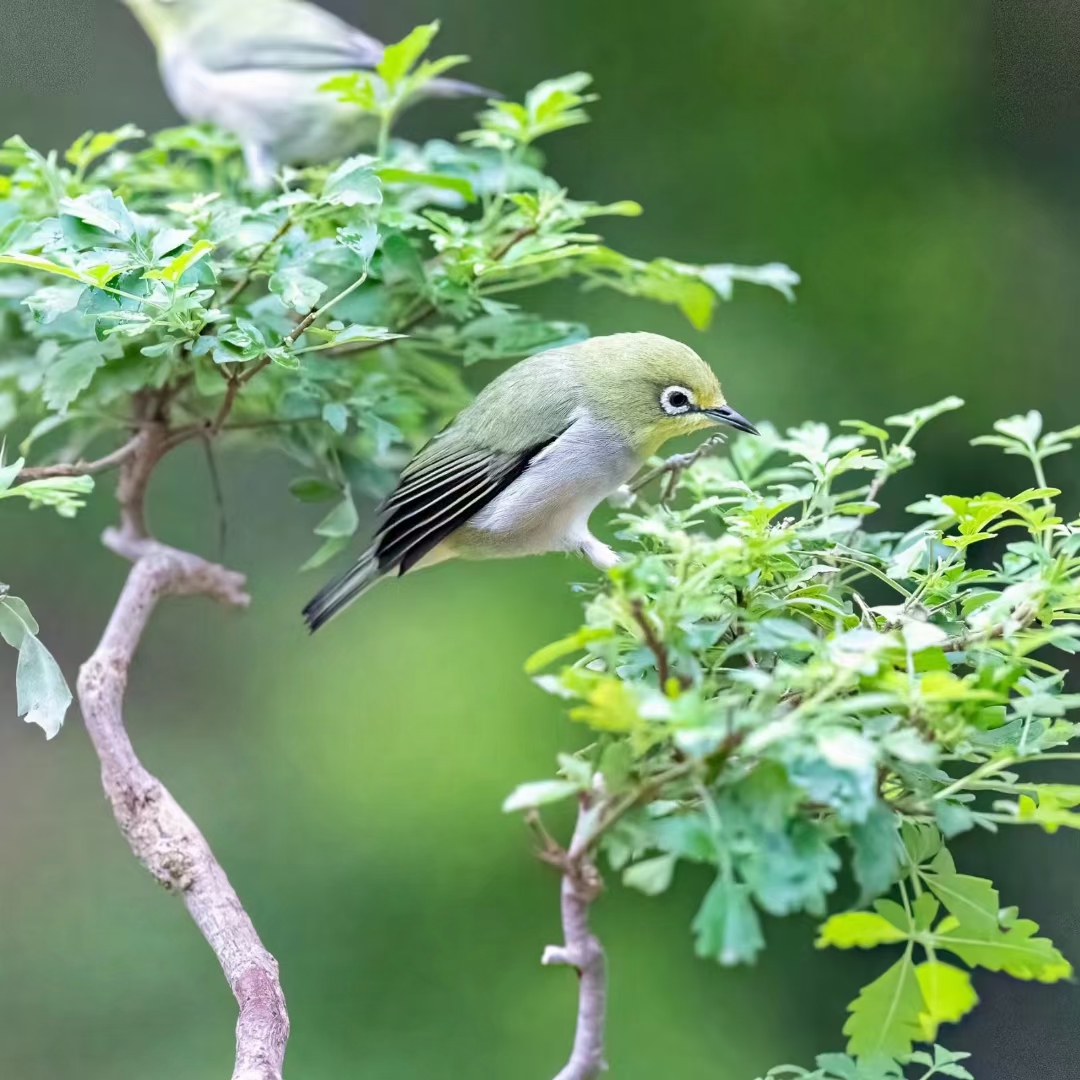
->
372;433;561;576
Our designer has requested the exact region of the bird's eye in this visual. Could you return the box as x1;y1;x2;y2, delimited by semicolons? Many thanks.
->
660;385;695;415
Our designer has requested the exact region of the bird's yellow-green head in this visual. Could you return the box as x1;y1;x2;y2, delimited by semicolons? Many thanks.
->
574;333;757;457
122;0;206;45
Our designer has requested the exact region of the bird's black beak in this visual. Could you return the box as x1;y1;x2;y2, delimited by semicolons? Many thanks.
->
704;404;759;436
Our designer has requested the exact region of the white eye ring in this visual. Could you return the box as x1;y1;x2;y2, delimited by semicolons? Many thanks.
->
660;385;695;415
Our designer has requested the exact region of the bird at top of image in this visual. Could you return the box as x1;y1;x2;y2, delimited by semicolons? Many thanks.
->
122;0;493;187
303;332;759;632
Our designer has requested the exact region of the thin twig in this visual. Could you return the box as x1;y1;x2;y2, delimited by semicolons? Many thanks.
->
490;224;538;262
629;598;681;689
76;423;289;1079
15;434;143;482
628;435;727;499
221;218;294;308
544;794;608;1080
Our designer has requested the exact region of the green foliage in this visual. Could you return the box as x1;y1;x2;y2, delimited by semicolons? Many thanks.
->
0;582;71;739
511;403;1080;1076
0;33;792;574
321;21;472;158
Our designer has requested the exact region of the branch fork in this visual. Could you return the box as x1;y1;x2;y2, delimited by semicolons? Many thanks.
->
542;796;609;1080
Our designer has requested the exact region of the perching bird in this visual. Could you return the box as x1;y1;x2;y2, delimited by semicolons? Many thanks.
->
303;333;758;631
122;0;490;187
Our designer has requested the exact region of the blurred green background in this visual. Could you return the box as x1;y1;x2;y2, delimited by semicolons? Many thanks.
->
2;1;1080;1077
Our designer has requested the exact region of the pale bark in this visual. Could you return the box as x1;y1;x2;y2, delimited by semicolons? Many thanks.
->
76;418;289;1079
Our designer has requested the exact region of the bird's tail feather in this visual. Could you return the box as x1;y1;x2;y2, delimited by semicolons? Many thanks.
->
303;553;382;633
427;76;500;100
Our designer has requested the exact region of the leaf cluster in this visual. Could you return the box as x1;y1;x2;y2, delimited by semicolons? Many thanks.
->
510;402;1080;1076
0;24;794;581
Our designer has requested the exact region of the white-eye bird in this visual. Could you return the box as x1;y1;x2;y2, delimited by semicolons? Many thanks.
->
122;0;490;186
303;333;758;631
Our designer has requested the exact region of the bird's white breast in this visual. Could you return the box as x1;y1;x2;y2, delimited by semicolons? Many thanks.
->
451;413;640;560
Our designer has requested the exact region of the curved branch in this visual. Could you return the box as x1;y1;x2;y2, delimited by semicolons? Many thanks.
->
75;426;289;1079
544;797;608;1080
15;435;143;482
79;531;289;1080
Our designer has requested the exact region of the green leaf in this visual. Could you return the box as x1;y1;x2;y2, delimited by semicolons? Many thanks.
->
501;779;579;813
324;159;383;207
289;478;341;504
270;267;328;314
850;804;901;904
935;917;1072;981
65;124;144;170
698;262;800;303
314;494;360;538
6;622;72;739
843;953;925;1060
1015;789;1080;832
623;854;677;896
300;536;351;573
337;224;380;266
914;961;978;1042
885;397;965;435
145;239;215;284
322;402;349;434
377;21;441;89
524;627;611;673
376;168;476;202
42;340;112;413
816;912;908;950
59;190;135;241
692;877;764;966
923;871;1000;936
0;253;89;283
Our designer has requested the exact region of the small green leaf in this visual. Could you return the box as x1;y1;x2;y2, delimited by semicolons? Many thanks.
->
915;961;978;1042
145;239;215;284
850;804;901;903
525;627;611;673
623;854;677;896
501;778;580;813
289;478;341;504
843;954;925;1060
378;21;441;88
816;912;908;950
692;877;764;966
322;402;349;434
324;158;383;207
314;494;360;539
376;168;476;202
923;871;1000;936
270;266;327;314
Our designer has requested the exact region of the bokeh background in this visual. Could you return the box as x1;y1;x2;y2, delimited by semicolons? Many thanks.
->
3;1;1080;1077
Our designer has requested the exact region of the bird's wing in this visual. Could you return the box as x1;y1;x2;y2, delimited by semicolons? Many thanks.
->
190;1;384;74
372;431;565;575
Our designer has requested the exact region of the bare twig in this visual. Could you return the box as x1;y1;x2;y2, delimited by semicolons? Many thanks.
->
15;434;143;482
544;795;607;1080
628;434;727;500
76;427;289;1079
629;598;685;690
221;217;294;308
491;224;539;262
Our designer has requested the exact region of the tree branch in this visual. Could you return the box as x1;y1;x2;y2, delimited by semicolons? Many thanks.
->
543;796;608;1080
15;434;143;482
627;434;727;501
76;427;289;1080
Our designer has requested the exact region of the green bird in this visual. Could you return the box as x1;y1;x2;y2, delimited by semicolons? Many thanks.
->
303;333;758;631
122;0;490;186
